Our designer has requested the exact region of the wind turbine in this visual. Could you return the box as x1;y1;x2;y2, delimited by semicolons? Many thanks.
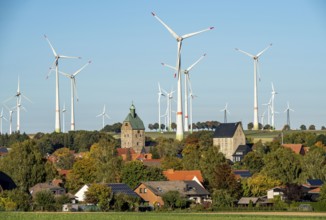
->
0;108;7;134
220;103;230;123
235;43;272;130
62;103;66;133
262;97;272;126
271;82;278;129
188;79;197;133
4;76;32;132
96;105;110;129
152;12;213;140
157;83;166;133
260;111;266;129
162;53;206;132
59;61;91;131
4;105;15;135
44;34;81;133
162;88;175;132
284;102;294;128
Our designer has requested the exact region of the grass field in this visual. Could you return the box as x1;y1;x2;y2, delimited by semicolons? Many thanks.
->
1;212;326;220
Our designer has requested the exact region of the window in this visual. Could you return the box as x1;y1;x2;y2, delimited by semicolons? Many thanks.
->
144;188;147;193
125;123;128;126
139;188;143;193
137;130;140;134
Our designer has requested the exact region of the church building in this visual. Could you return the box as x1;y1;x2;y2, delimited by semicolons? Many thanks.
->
121;103;145;153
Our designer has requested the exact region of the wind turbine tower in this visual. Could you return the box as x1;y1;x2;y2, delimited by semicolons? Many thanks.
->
188;79;197;133
235;43;272;130
97;105;110;129
220;103;230;123
0;108;7;134
157;83;165;133
59;61;91;131
162;53;206;132
44;35;81;133
62;103;66;133
284;102;294;128
271;82;278;129
152;12;213;140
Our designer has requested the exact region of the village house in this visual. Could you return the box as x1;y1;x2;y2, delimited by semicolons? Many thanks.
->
121;104;145;153
75;183;139;202
282;144;305;155
29;182;66;198
163;169;204;186
213;122;251;161
134;180;210;207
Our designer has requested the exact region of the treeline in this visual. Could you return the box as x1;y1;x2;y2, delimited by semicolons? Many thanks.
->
148;121;220;131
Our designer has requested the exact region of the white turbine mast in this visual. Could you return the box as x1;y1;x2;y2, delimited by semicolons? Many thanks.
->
96;105;110;129
235;43;272;130
3;76;32;133
220;103;230;123
62;103;67;133
188;79;197;133
0;108;8;134
152;12;213;140
162;53;206;132
157;83;166;133
162;88;175;132
44;35;81;133
284;102;294;128
271;82;278;129
59;60;91;131
4;104;15;135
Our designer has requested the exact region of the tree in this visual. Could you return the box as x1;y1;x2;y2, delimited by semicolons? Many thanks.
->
300;124;306;130
121;161;166;189
162;191;188;209
212;189;234;209
262;147;302;184
263;124;271;130
243;173;281;197
33;190;56;211
282;124;290;131
247;122;253;130
90;139;122;183
148;124;154;131
111;193;140;211
242;151;264;174
309;124;316;130
321;126;326;130
161;156;183;170
52;147;75;170
153;123;159;131
160;124;165;131
1;189;31;211
85;183;112;211
171;122;177;131
318;183;326;202
302;147;326;181
66;155;97;192
0;140;48;191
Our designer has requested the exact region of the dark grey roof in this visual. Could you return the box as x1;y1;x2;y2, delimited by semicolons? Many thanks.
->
238;197;260;205
233;170;252;178
232;145;252;156
0;147;8;154
307;179;323;186
107;183;140;198
213;122;242;138
0;171;16;190
124;104;145;130
141;180;209;197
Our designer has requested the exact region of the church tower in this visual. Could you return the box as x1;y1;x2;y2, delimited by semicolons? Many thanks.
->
121;103;145;153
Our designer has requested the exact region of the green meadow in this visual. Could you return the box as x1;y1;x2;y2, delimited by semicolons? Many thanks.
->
1;212;326;220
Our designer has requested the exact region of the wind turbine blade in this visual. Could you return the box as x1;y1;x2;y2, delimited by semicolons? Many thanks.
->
182;27;214;39
73;60;92;77
46;62;56;79
161;63;177;71
59;55;81;59
105;114;110;119
186;53;206;72
3;96;15;104
22;94;33;103
58;70;71;78
256;43;273;57
235;48;255;58
151;12;179;40
44;34;58;57
73;79;79;102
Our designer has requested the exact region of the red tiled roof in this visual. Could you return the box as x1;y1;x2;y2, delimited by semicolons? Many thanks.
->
308;187;321;194
163;169;204;183
117;148;136;156
282;144;304;155
58;169;71;176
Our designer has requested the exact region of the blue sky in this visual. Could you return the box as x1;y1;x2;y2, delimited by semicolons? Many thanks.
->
0;0;325;134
